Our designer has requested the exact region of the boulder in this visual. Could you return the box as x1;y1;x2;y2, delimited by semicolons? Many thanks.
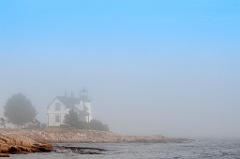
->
0;133;52;157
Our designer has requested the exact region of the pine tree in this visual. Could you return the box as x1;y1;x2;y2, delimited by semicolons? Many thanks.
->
4;93;37;128
63;109;79;127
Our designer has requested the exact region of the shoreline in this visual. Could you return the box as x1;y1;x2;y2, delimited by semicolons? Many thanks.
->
0;127;191;157
0;127;191;143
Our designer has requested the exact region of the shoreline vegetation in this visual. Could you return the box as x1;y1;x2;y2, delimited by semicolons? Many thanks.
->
0;127;191;157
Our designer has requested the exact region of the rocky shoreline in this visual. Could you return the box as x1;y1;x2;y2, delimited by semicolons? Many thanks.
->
0;127;191;157
1;127;190;143
0;132;51;157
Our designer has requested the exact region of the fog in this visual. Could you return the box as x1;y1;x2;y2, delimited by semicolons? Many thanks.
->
0;0;239;139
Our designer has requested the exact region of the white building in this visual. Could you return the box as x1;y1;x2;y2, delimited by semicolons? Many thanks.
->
47;89;93;126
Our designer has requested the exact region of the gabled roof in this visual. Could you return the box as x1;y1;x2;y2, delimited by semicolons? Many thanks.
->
47;96;81;109
57;96;80;109
47;96;91;116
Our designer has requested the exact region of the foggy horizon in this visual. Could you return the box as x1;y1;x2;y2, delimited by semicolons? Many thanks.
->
0;0;239;139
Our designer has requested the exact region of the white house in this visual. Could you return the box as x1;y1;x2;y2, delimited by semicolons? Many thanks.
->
47;89;93;126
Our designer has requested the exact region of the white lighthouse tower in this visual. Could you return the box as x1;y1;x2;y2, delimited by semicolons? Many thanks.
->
80;88;93;122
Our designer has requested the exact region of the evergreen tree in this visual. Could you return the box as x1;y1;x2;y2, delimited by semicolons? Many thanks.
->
63;109;79;127
4;93;37;128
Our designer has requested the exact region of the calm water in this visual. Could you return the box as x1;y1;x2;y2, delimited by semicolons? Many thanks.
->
10;139;240;159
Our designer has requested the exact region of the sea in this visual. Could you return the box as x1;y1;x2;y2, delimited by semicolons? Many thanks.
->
9;139;240;159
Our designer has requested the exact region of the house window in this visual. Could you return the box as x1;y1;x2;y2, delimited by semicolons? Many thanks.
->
55;114;61;122
55;103;61;111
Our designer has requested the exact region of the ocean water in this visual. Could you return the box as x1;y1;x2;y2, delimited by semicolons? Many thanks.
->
9;139;240;159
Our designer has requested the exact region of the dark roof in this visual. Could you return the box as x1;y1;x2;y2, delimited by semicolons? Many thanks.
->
57;96;81;109
57;96;90;116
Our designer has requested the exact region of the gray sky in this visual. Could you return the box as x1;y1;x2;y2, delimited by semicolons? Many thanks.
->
0;0;239;138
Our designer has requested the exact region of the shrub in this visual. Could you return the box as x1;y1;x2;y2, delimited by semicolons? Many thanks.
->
89;119;109;131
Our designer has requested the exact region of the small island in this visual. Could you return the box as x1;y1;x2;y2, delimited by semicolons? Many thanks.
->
0;92;191;157
0;127;191;157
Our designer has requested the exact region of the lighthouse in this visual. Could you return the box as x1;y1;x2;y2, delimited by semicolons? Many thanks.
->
80;88;93;122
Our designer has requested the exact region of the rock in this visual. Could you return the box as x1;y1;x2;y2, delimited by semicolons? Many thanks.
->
0;153;10;157
0;133;52;157
0;127;192;157
1;127;191;144
53;146;107;154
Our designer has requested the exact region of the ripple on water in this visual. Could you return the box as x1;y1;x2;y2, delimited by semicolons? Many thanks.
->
9;139;240;159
